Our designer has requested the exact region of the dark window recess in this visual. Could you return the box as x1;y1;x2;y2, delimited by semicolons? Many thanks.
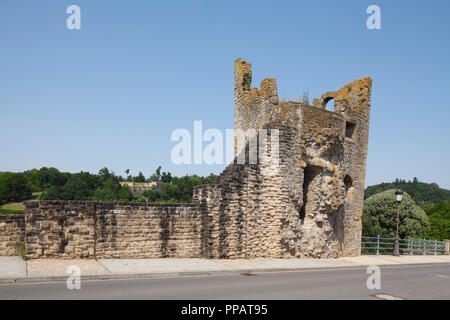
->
300;166;320;220
345;122;356;139
344;175;353;193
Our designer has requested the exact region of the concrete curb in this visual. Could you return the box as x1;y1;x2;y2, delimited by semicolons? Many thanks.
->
1;262;449;284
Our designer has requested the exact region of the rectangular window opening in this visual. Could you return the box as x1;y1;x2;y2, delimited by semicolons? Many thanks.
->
345;122;356;139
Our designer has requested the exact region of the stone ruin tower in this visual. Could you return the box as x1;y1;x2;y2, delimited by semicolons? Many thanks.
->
5;58;372;260
194;58;372;258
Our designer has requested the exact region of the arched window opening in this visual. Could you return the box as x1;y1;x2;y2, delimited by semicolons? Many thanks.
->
323;97;335;111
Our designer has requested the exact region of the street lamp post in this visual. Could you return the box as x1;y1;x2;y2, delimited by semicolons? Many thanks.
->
394;188;403;256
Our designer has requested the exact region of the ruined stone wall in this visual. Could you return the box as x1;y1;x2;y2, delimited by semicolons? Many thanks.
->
194;100;358;258
234;59;278;154
94;202;202;259
24;201;95;259
336;78;372;256
194;157;285;259
309;77;372;256
24;201;203;259
280;104;347;258
3;59;371;260
0;215;25;256
195;58;373;258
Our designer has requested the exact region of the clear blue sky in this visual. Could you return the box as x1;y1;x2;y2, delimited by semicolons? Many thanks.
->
1;0;449;189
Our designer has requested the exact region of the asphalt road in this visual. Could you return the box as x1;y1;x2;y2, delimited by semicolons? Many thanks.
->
0;265;449;300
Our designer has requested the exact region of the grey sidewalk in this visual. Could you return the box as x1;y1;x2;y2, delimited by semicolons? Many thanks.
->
1;255;449;284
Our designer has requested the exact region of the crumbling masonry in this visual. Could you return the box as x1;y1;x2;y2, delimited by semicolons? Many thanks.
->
0;59;372;259
195;59;372;258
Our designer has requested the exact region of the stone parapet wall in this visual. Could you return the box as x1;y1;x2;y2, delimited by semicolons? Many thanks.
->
24;201;203;259
0;214;25;256
95;202;202;259
194;161;284;259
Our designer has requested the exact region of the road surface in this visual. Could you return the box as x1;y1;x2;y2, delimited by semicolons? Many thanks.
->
0;265;449;300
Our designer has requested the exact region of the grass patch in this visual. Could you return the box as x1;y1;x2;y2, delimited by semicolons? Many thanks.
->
0;193;40;215
0;208;23;215
1;202;24;211
0;202;24;214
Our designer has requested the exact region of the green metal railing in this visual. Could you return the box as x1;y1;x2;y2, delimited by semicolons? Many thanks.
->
361;236;446;255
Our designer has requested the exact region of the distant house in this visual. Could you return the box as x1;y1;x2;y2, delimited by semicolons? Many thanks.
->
119;181;164;196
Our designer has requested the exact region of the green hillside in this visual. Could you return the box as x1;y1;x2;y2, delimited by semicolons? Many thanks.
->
364;178;450;204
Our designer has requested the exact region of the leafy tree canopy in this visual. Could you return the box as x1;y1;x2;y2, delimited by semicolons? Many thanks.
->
34;167;216;204
421;200;450;240
0;172;32;204
364;178;450;204
362;189;430;238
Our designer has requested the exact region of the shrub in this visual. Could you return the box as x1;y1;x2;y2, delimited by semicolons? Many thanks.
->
362;189;429;238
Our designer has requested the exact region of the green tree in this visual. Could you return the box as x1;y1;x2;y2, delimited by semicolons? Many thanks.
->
23;169;43;192
118;186;134;202
98;167;111;182
92;170;122;201
40;167;67;190
161;172;172;183
160;183;182;202
421;200;450;240
92;188;117;201
133;172;146;183
0;172;32;204
362;189;430;238
14;167;215;204
40;172;101;200
143;189;160;202
156;166;162;182
22;167;68;192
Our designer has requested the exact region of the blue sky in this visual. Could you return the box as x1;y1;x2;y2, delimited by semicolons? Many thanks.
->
0;0;449;189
